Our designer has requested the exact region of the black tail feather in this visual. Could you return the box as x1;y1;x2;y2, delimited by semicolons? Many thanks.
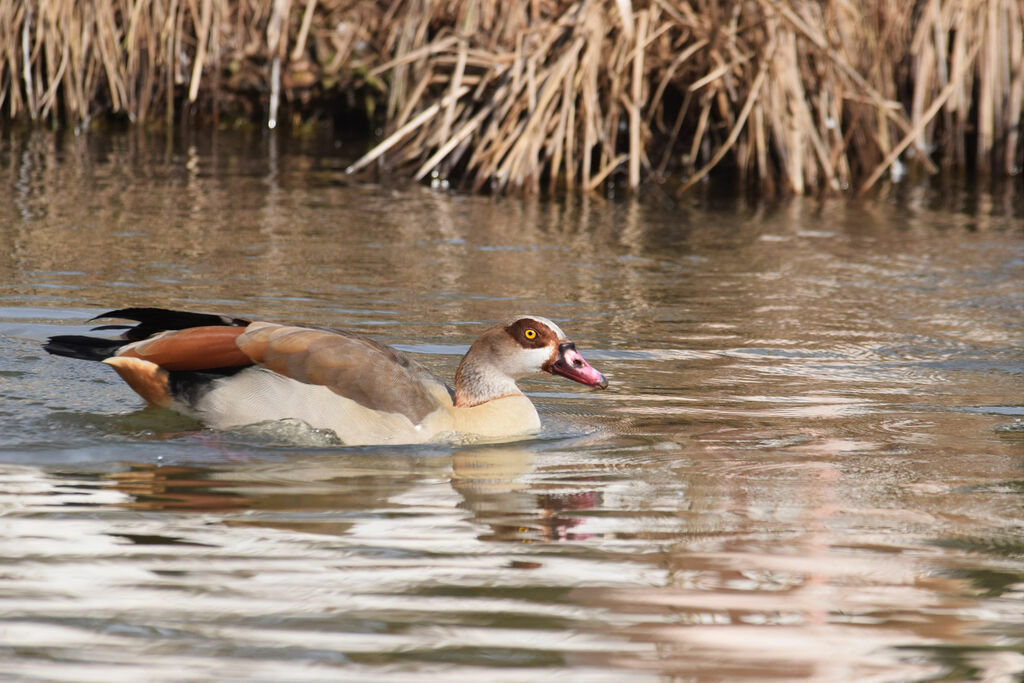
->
44;335;122;362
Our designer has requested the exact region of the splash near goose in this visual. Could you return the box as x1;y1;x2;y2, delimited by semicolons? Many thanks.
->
44;308;608;445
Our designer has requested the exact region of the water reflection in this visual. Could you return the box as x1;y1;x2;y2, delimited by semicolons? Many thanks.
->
108;464;260;513
94;445;606;546
453;447;604;543
2;131;1022;680
4;427;1020;680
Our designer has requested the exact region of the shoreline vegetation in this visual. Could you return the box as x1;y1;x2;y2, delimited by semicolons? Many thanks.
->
2;1;1022;196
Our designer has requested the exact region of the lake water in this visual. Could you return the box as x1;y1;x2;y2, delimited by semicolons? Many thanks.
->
1;131;1022;681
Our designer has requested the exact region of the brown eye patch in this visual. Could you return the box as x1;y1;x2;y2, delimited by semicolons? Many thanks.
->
505;318;553;349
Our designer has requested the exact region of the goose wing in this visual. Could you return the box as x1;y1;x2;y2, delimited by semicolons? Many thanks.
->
237;322;450;424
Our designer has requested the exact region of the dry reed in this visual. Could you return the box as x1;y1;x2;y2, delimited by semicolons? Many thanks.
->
2;0;1022;195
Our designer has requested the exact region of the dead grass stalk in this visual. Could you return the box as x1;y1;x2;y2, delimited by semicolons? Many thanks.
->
1;0;1021;195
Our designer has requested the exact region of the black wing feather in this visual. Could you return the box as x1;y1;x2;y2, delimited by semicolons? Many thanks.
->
91;307;251;341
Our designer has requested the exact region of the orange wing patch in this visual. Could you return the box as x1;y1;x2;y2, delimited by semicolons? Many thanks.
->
103;357;173;407
117;326;251;371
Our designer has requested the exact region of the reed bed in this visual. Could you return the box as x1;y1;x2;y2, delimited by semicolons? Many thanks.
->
2;0;1022;195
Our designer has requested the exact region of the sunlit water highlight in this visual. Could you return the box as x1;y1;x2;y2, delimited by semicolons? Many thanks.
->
1;132;1022;681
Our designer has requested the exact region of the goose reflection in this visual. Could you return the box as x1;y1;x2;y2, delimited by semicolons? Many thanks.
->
99;444;603;545
452;446;602;543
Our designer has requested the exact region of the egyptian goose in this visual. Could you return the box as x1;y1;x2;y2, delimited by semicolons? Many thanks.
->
44;308;608;445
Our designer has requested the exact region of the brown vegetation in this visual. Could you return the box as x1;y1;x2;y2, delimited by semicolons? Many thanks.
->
2;1;1022;195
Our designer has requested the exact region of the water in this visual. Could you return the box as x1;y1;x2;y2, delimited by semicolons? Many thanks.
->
1;131;1022;681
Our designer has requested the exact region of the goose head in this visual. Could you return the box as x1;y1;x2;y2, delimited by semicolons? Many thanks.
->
454;316;607;407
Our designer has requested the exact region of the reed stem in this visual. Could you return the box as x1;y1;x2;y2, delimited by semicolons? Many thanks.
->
1;0;1020;195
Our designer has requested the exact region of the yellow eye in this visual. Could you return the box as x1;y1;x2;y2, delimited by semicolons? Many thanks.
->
524;329;537;340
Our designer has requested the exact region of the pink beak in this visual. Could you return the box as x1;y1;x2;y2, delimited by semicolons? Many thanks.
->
549;342;608;389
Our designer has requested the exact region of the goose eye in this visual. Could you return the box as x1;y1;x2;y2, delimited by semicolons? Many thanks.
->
524;328;537;340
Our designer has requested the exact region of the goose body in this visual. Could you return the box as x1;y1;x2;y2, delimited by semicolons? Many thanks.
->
44;308;607;445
